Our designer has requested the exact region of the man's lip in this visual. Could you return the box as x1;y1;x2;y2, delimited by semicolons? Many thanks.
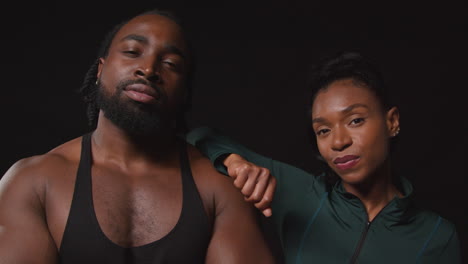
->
124;83;158;98
123;83;159;103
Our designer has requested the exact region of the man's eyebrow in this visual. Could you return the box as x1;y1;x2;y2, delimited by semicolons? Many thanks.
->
163;44;186;59
119;34;186;59
311;104;369;124
120;34;149;44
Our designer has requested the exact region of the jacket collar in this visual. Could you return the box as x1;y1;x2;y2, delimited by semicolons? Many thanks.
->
331;177;414;226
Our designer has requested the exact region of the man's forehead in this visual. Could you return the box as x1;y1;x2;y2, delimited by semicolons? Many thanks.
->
113;14;187;48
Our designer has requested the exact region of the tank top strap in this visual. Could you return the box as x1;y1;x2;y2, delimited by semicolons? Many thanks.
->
59;132;100;255
77;132;92;186
74;132;93;205
178;140;210;229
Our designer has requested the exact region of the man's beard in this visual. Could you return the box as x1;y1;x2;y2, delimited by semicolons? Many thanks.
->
96;79;171;136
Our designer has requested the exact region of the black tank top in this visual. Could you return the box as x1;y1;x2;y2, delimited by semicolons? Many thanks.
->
59;133;211;263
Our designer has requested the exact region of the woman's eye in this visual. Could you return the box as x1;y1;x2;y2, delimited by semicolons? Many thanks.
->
316;128;330;136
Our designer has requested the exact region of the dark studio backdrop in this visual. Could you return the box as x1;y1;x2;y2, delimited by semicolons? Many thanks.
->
2;0;466;261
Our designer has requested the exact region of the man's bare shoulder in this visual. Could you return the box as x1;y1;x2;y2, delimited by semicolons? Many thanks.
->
0;136;83;264
187;144;234;188
186;144;275;263
1;136;83;187
187;144;250;210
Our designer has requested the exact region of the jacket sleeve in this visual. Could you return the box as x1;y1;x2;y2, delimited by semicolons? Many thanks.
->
186;127;324;196
438;227;461;264
185;126;319;205
186;126;277;175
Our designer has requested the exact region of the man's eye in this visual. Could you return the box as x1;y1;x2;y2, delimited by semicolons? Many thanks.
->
163;61;175;67
163;60;183;72
123;50;140;57
350;118;364;125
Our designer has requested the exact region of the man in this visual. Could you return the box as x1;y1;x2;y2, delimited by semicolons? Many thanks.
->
0;9;274;263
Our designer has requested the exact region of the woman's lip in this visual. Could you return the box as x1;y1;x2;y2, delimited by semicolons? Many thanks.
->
334;157;360;170
334;155;360;164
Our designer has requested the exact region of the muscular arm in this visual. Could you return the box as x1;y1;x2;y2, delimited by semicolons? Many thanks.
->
186;126;276;174
205;170;275;264
0;159;58;264
189;145;276;264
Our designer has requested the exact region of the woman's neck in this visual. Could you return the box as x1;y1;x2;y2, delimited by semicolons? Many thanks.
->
342;163;402;222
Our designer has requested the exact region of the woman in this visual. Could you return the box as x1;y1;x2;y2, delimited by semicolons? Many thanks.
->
187;52;460;263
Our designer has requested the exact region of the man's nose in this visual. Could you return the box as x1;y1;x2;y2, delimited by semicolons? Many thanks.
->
135;58;160;81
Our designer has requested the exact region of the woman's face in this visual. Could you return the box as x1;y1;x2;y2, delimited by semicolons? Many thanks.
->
311;79;399;185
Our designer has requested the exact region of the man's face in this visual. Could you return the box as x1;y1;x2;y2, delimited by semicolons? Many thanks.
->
96;14;189;135
311;79;398;185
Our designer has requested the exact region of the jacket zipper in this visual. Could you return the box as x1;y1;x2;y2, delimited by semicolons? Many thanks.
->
347;190;398;263
349;221;371;264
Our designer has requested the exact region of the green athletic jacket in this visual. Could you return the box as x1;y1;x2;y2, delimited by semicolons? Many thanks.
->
186;127;461;264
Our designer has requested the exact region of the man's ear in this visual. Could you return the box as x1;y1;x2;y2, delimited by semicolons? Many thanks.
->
386;106;400;137
97;58;105;80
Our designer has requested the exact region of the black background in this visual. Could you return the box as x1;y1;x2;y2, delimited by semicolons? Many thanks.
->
2;0;466;260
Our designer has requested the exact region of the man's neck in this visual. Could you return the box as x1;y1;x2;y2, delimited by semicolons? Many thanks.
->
91;114;178;169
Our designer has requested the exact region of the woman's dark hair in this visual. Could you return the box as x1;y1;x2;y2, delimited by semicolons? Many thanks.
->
307;52;390;114
78;9;194;133
305;51;394;185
